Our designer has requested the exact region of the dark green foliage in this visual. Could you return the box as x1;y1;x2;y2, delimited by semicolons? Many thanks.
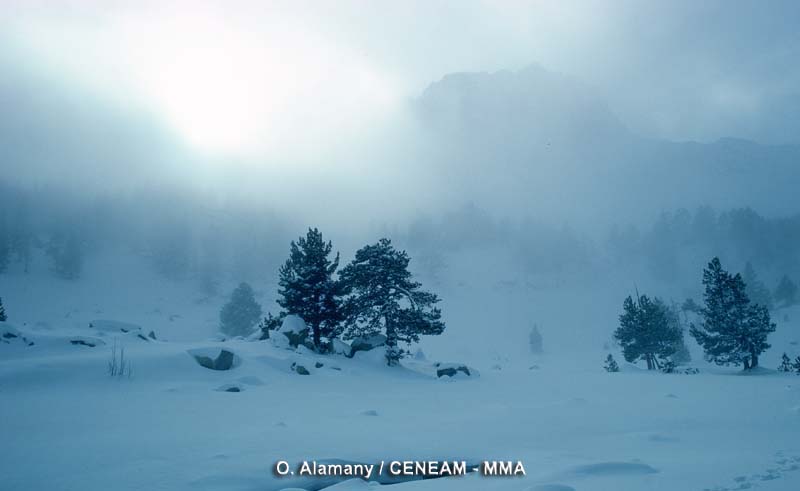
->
778;353;793;372
278;228;344;351
604;354;619;372
0;297;6;322
690;257;776;369
220;282;263;337
742;262;773;310
46;232;83;280
258;312;284;340
339;238;445;366
774;275;798;308
794;356;800;374
614;293;684;370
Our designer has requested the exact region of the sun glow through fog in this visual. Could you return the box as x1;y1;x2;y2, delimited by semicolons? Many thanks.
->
10;8;400;158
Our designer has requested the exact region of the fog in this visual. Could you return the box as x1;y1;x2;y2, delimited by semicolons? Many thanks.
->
2;0;800;294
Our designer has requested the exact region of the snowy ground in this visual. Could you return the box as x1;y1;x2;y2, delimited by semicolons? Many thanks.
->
2;253;800;491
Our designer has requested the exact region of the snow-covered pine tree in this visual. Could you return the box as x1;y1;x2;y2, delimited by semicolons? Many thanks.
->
277;228;344;351
220;282;263;337
529;324;543;353
793;355;800;374
743;261;774;310
690;257;776;370
0;297;6;322
778;353;793;372
774;275;798;308
339;238;445;366
604;354;619;372
614;293;684;370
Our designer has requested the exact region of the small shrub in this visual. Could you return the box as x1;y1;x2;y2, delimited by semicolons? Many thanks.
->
604;354;620;372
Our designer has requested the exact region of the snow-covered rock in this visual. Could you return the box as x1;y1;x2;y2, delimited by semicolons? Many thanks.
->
348;333;387;356
277;315;310;348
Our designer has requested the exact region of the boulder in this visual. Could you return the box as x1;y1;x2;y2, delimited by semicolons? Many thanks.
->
278;315;310;348
189;348;240;371
434;363;473;378
214;350;235;370
348;333;387;357
291;362;310;375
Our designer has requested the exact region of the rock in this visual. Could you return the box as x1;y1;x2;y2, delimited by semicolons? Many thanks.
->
195;355;215;369
332;338;352;357
215;383;244;392
278;315;310;348
349;333;387;356
291;362;310;375
189;348;240;371
214;350;235;370
434;363;473;378
69;337;105;348
315;362;324;368
361;409;379;416
148;330;157;340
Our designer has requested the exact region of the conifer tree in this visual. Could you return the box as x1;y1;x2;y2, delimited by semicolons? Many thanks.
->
614;293;684;370
774;275;798;308
690;257;776;369
794;356;800;374
220;282;263;337
277;228;344;351
743;262;773;310
0;297;6;322
339;238;445;366
778;353;793;372
604;354;619;372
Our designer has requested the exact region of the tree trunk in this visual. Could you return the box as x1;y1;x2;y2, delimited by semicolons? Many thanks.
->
750;352;759;369
743;357;751;370
385;314;398;366
646;355;653;370
312;323;321;350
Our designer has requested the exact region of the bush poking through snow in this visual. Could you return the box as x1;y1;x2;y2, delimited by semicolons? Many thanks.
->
0;297;6;322
529;324;543;354
778;353;793;372
108;339;132;378
604;354;620;372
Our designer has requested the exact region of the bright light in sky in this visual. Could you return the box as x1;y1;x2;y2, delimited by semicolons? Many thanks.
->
6;5;401;157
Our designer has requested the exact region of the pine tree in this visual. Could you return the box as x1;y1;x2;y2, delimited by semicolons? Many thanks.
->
0;297;6;322
604;354;619;372
339;238;445;366
277;228;344;351
778;353;793;372
743;262;773;310
614;293;684;370
793;356;800;374
220;282;263;337
529;324;543;353
690;257;776;370
774;275;798;308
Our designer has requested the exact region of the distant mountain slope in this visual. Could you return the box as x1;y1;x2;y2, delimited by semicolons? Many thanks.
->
413;65;800;221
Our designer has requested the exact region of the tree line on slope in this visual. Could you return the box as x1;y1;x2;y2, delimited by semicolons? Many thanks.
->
218;228;445;366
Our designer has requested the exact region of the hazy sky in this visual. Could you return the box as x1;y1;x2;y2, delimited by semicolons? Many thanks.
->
2;0;799;186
